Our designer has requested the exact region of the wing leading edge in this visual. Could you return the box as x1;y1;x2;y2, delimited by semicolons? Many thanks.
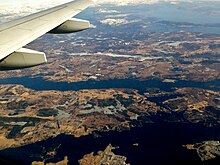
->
0;0;92;70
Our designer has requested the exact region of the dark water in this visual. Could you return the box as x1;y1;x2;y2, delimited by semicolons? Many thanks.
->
0;77;220;94
1;123;220;165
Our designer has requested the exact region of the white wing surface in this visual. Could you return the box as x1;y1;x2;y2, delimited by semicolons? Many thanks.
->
0;0;92;70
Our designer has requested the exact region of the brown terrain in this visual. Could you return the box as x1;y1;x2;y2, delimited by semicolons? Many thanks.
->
0;29;220;163
0;32;220;82
0;85;160;150
78;144;129;165
31;144;129;165
0;84;220;153
184;141;220;161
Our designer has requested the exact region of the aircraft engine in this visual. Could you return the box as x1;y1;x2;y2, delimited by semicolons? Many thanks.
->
49;18;90;34
0;48;47;70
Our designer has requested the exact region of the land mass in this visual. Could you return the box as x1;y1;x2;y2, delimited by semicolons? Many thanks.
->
0;8;220;163
0;84;220;156
79;144;129;165
0;31;220;83
184;141;220;161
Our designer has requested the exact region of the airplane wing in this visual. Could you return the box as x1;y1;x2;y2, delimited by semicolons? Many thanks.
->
0;0;92;70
